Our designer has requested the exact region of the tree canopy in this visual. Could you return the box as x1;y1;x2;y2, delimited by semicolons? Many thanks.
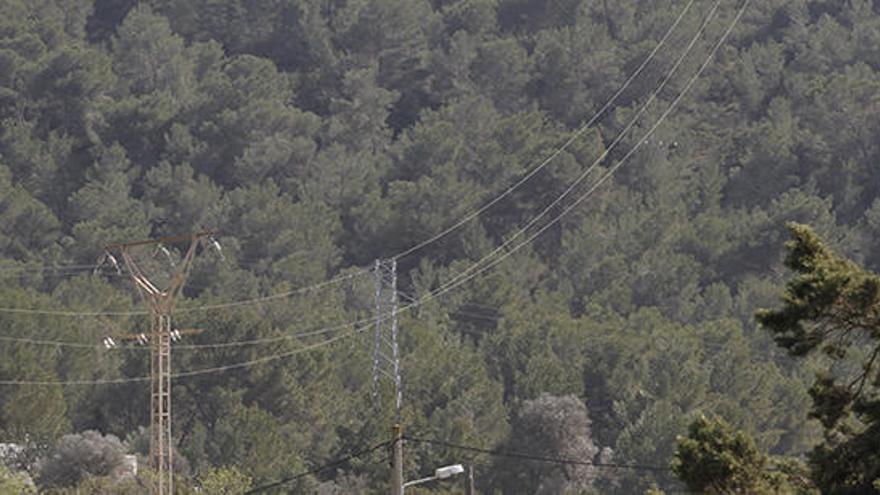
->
1;0;879;493
757;224;880;494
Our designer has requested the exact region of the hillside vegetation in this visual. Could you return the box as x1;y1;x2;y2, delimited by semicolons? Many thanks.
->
1;0;880;493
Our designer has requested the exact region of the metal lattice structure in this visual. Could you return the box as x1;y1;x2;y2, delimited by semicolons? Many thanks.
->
371;259;402;419
103;232;214;495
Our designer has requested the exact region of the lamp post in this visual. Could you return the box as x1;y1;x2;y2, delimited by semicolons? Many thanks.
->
402;464;465;493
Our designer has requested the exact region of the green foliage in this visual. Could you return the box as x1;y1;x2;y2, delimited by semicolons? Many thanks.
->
673;415;813;494
0;2;879;494
199;465;252;494
0;165;60;260
0;367;68;445
208;400;303;484
491;394;598;494
46;474;144;495
36;430;127;489
0;465;35;494
758;224;880;493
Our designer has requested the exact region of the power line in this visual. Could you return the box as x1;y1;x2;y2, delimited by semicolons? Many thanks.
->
0;326;365;385
0;322;735;360
0;0;697;284
0;264;97;275
0;285;481;349
284;0;736;341
285;0;749;365
0;0;747;361
0;252;290;276
0;321;363;350
174;271;365;314
0;269;365;317
414;0;750;309
0;0;743;353
404;437;672;472
426;0;726;297
391;0;699;262
0;0;695;319
235;0;731;337
243;441;391;494
0;335;105;348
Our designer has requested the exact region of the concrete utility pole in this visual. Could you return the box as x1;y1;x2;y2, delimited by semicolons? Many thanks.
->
371;259;404;495
466;464;476;495
103;232;214;495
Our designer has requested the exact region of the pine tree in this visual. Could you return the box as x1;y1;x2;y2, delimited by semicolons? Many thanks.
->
757;223;880;493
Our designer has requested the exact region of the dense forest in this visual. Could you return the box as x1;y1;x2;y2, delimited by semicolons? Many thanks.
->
1;0;880;493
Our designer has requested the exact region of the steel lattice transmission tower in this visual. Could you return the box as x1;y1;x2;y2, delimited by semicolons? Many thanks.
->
370;259;405;495
371;258;402;418
102;232;217;495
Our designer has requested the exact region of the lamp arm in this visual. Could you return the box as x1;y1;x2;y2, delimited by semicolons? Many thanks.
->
402;475;438;489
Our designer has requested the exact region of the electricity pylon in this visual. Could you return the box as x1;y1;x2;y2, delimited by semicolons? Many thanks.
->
370;259;403;495
102;232;216;495
371;258;402;417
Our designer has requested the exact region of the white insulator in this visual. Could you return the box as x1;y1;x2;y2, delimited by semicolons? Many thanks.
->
156;245;175;266
106;254;121;274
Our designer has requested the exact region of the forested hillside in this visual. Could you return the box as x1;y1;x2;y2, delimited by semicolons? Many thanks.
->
1;0;879;493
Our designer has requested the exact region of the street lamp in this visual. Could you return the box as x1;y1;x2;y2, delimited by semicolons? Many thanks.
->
402;464;465;492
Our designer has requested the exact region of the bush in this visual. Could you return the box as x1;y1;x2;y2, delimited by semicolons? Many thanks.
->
36;431;126;489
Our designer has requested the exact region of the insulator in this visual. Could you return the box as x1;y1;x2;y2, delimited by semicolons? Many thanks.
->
208;237;225;261
155;245;175;266
106;253;121;274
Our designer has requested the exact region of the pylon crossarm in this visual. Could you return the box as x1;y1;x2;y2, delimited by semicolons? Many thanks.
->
104;231;214;251
106;328;204;341
134;275;162;297
110;232;212;301
119;251;162;296
102;232;213;495
166;235;203;300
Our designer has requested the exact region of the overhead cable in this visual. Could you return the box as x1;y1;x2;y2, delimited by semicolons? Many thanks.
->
0;264;97;275
390;0;699;262
404;437;672;471
0;0;746;352
0;326;364;385
354;0;750;344
243;441;391;494
0;270;364;317
426;0;729;299
0;0;696;318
